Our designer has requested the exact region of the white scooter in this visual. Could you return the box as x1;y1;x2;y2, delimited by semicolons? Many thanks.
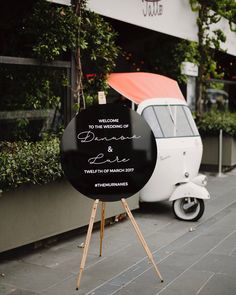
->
137;98;210;221
108;72;210;221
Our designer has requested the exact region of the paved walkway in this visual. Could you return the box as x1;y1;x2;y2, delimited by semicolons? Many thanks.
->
0;170;236;295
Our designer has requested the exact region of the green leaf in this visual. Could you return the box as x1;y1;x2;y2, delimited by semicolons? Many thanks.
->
0;138;63;191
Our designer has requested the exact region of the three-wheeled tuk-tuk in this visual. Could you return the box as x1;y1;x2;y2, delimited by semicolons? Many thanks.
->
108;72;210;221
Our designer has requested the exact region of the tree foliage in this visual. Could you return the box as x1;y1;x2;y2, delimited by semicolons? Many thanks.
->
190;0;236;31
74;5;120;108
173;40;199;83
189;0;236;114
27;0;120;109
27;0;79;62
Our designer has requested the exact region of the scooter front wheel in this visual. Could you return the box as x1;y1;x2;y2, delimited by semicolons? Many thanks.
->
172;198;205;221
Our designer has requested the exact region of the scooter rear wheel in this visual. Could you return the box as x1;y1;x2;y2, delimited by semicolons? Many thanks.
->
172;198;205;221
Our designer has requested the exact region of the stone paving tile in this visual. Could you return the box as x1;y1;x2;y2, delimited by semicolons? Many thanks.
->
211;230;236;256
158;252;203;270
197;273;236;295
208;194;233;207
21;247;104;273
146;230;188;252
0;261;71;293
192;253;236;276
199;202;236;230
22;248;84;269
206;177;234;198
0;281;41;295
158;231;198;254
0;282;18;295
47;252;106;275
85;257;160;295
41;273;103;295
87;282;122;295
211;211;236;230
6;289;40;295
230;248;236;256
109;264;184;295
174;230;234;256
85;247;208;295
154;269;214;295
75;247;150;280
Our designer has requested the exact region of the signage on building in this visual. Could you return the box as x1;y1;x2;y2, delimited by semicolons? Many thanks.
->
181;62;198;77
60;104;157;202
142;0;163;17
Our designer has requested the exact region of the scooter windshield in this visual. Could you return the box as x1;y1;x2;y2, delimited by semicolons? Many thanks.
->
142;105;199;138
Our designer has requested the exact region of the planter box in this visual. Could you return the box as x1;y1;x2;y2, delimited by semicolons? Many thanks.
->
201;136;236;168
0;180;139;253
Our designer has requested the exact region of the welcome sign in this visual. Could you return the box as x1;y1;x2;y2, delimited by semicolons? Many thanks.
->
61;104;157;202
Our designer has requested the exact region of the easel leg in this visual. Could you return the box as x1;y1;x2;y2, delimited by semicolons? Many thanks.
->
76;199;99;290
121;198;164;283
99;202;106;257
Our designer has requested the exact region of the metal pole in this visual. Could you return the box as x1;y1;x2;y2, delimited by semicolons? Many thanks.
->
218;129;223;177
132;101;135;110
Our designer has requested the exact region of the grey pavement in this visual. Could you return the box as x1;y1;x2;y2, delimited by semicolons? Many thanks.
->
1;169;236;295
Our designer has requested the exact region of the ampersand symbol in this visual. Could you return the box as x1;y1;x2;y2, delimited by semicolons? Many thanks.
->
108;146;113;153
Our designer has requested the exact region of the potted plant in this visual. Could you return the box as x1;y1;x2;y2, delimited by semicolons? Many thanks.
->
195;111;236;170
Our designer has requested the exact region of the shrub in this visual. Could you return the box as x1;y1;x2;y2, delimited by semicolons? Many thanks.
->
196;111;236;137
0;137;63;191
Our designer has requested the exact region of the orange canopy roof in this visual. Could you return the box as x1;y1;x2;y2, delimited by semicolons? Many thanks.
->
107;72;185;104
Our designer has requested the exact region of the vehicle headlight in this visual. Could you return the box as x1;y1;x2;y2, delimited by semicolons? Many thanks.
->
202;176;207;186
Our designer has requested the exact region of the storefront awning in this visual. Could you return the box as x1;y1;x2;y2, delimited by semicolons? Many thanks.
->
107;72;185;104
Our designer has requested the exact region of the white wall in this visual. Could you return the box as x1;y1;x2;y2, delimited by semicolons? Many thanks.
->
87;0;236;57
47;0;71;5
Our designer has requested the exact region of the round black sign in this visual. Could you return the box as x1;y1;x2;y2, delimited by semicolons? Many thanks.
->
60;104;157;202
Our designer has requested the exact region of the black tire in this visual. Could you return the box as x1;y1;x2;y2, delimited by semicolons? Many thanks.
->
172;198;205;221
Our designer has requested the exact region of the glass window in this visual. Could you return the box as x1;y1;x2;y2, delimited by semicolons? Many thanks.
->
0;64;66;141
142;105;199;138
154;105;176;137
183;107;199;135
142;106;163;138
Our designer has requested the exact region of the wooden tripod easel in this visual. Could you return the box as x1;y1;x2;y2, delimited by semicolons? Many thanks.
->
76;198;164;290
